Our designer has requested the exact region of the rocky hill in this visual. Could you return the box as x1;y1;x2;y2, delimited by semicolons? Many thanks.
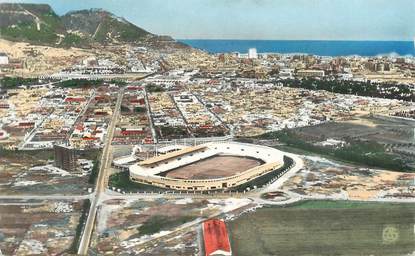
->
0;3;184;48
61;9;152;45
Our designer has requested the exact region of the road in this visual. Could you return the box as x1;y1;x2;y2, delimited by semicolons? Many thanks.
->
75;145;303;253
77;88;124;255
143;86;157;143
0;194;93;201
169;93;194;137
3;132;415;254
68;89;96;141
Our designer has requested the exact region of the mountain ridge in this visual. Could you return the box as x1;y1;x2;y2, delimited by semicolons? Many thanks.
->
0;3;184;48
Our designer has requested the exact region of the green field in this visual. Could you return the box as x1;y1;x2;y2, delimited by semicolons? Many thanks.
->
228;201;415;256
287;200;412;209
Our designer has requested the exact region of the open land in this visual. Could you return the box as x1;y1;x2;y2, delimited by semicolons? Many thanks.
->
0;149;93;195
90;197;253;255
228;202;415;256
0;199;86;255
281;155;415;200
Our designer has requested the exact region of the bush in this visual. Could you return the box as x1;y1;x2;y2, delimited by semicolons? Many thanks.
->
138;215;195;236
277;78;414;101
55;79;103;88
67;200;91;254
0;77;40;88
88;160;99;184
146;84;165;93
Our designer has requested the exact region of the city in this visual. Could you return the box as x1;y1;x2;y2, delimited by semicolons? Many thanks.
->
0;1;414;256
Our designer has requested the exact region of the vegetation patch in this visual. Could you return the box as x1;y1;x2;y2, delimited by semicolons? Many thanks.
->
286;200;403;209
108;171;170;192
260;130;411;172
276;78;414;101
146;84;165;93
137;215;195;236
55;79;104;88
0;77;41;89
67;200;91;254
61;33;90;48
88;159;99;185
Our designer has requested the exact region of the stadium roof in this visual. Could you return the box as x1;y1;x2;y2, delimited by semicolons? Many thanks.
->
139;144;207;165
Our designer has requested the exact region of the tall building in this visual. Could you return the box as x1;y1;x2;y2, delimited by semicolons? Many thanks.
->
54;144;77;172
248;48;258;59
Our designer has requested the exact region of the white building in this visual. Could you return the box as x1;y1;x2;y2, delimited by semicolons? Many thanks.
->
248;48;258;59
0;53;9;65
279;68;295;79
296;69;325;78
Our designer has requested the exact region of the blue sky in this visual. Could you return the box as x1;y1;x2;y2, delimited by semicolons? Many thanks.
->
2;0;414;40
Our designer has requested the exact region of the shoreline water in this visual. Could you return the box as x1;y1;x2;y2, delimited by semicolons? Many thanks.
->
179;39;415;57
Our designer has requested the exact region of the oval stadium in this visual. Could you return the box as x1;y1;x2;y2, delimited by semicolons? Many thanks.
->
129;142;295;191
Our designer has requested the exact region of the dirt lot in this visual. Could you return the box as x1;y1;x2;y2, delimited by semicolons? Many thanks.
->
282;155;415;200
0;200;84;255
0;150;92;195
91;197;252;255
165;155;263;179
0;39;93;76
92;198;210;255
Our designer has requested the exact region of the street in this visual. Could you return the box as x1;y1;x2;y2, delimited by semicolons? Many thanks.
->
77;88;124;255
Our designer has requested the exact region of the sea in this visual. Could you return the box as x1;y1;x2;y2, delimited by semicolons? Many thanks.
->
179;39;415;57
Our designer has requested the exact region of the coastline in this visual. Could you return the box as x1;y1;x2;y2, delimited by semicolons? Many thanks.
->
179;39;415;57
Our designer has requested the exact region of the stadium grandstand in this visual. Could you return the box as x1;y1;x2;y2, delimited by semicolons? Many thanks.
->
129;142;291;191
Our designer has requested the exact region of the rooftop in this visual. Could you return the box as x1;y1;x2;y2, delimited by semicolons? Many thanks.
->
203;219;231;256
139;144;206;165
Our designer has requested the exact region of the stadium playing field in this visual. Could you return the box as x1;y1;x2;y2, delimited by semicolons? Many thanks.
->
164;155;263;180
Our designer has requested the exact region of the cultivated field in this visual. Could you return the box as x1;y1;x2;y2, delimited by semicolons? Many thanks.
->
228;202;415;256
164;155;263;180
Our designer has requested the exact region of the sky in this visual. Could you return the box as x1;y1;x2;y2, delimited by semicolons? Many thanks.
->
2;0;415;40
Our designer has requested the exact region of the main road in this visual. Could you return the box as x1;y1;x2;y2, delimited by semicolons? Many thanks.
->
77;88;124;255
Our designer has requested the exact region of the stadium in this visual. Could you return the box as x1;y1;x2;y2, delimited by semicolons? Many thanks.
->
129;142;293;191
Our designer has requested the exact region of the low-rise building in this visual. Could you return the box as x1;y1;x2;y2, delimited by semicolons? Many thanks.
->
0;53;9;65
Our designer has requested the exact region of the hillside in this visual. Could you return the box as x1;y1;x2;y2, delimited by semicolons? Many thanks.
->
0;3;66;45
0;3;182;48
61;9;152;45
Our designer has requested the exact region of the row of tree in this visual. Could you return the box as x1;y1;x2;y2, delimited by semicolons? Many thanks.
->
275;78;414;101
